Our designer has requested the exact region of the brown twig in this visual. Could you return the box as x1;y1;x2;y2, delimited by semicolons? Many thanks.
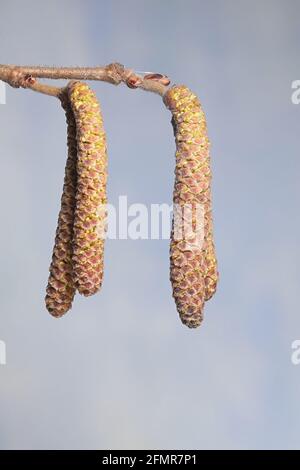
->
0;62;170;98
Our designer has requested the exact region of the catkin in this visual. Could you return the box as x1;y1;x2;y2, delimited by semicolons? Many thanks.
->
163;85;218;328
68;82;107;296
45;92;77;317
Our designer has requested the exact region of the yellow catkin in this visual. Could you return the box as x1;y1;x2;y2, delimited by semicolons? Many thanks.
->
45;92;77;317
164;85;218;328
68;82;107;296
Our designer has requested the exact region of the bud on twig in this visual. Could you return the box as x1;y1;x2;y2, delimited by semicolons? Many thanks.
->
144;73;170;86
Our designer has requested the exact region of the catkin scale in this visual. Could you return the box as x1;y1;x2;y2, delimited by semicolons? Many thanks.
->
45;92;77;317
68;82;107;296
164;85;218;328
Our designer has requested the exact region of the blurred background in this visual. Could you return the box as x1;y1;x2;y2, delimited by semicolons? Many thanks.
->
0;0;299;450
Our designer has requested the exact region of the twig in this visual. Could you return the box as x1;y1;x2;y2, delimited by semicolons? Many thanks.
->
0;62;170;98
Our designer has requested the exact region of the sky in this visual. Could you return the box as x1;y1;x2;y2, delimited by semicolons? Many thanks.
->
0;0;300;450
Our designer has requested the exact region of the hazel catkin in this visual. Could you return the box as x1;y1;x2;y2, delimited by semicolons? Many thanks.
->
45;91;77;317
67;81;108;296
163;85;218;328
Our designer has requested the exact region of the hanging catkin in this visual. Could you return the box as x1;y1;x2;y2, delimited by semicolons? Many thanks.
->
163;85;218;328
45;91;77;317
68;82;107;296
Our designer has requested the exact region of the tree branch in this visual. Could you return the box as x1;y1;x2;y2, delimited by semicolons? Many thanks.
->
0;62;170;98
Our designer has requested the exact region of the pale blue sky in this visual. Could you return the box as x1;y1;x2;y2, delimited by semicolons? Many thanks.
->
0;0;299;449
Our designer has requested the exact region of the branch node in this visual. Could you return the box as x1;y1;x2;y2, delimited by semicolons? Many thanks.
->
105;62;125;84
4;67;22;88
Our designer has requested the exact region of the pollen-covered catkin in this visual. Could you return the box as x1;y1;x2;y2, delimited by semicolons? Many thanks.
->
45;92;77;317
163;85;218;328
68;82;107;296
